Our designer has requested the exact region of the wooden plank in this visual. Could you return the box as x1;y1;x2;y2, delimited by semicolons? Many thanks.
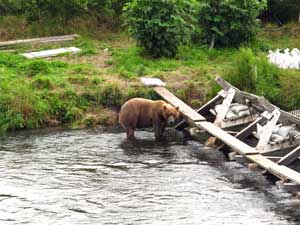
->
215;76;300;125
175;90;224;130
246;154;300;184
219;114;258;129
256;109;281;149
154;86;206;124
276;181;300;193
277;145;300;166
21;47;81;59
214;88;235;124
236;155;282;163
260;139;300;155
216;115;266;151
207;88;236;146
195;121;259;155
0;34;80;48
214;76;245;103
154;86;300;185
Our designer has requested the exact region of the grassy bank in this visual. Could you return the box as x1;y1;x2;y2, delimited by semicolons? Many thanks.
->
1;18;300;133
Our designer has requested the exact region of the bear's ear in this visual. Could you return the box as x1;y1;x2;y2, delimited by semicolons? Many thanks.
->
163;104;167;111
175;106;179;111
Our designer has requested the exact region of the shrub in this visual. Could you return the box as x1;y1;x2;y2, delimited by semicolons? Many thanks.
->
222;48;257;93
198;0;267;48
124;0;197;58
211;48;282;105
0;80;50;131
126;86;158;100
99;82;124;107
268;0;300;23
279;71;300;110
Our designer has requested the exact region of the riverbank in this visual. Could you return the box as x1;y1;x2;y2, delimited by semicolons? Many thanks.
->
1;20;300;133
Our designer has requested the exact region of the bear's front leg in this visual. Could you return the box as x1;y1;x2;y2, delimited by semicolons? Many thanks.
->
154;123;166;140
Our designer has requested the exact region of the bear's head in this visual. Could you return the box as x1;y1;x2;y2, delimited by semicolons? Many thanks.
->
161;103;180;126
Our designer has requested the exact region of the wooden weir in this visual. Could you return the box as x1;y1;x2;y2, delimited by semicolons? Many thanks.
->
151;77;300;194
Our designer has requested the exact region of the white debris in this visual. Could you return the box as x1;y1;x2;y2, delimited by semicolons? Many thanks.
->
268;48;300;69
213;103;251;121
140;77;166;87
21;47;81;59
255;124;300;144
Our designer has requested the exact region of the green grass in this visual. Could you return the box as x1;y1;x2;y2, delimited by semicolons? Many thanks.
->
1;20;300;133
111;45;240;79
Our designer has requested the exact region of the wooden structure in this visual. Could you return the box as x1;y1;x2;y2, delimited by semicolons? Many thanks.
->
150;77;300;194
0;34;80;48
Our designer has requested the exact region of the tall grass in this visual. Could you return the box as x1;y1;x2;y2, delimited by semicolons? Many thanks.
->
211;48;300;111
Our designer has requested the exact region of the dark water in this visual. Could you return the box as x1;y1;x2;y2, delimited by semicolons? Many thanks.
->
0;128;300;225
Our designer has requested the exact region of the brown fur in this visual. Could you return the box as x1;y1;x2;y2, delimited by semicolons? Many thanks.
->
119;98;180;140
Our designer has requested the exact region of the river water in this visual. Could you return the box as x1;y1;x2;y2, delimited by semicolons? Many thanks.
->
0;128;300;225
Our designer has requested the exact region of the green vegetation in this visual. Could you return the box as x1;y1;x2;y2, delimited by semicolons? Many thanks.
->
197;0;267;48
124;0;196;57
0;1;300;133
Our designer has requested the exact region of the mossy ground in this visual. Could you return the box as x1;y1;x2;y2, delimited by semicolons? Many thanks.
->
0;18;300;133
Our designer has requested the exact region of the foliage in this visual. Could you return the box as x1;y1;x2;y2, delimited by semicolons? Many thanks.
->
0;0;120;26
268;0;300;23
0;80;50;132
19;60;51;76
197;0;267;48
211;48;282;106
124;0;197;58
99;82;124;107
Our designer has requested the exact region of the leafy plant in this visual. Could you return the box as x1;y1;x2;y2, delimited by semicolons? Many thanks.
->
124;0;197;58
198;0;267;48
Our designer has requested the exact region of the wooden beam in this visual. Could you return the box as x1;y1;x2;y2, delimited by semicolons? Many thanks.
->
154;85;300;185
175;90;224;130
219;114;258;129
236;155;282;164
277;145;300;166
256;109;281;150
154;87;206;124
216;115;266;151
246;154;300;184
195;121;259;155
276;181;300;193
214;88;235;124
0;34;80;48
215;76;300;125
260;139;300;155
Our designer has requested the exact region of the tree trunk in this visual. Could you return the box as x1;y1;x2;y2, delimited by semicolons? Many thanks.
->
209;35;215;50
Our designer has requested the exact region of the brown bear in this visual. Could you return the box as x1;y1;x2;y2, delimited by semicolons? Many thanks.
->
119;98;180;140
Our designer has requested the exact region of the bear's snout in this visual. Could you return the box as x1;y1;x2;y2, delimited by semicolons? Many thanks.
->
167;116;175;126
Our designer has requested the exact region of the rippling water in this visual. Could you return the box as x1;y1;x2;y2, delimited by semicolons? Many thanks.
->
0;128;300;225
